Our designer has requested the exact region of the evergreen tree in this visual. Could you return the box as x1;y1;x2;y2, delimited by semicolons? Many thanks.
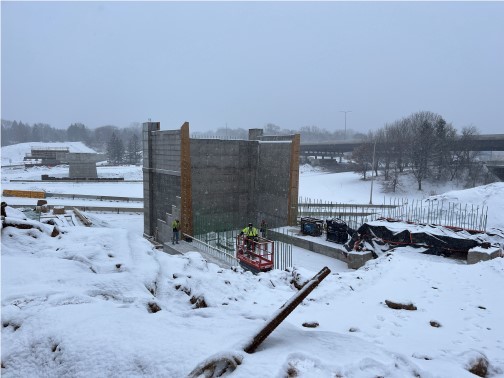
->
126;134;141;164
67;123;90;143
93;125;118;152
106;132;125;165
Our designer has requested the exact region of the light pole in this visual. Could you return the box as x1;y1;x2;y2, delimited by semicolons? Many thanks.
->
339;110;351;140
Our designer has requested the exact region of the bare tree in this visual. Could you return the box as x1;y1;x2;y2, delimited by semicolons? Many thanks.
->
352;142;373;180
407;111;441;190
432;119;457;181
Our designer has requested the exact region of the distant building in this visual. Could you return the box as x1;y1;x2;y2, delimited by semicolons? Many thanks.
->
24;147;69;167
23;146;99;179
143;121;300;245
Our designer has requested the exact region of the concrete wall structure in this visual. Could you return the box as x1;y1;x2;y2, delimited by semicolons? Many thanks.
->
67;153;98;178
143;121;300;243
24;147;70;166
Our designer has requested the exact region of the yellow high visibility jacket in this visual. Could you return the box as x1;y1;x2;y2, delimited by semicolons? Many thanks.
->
242;226;258;237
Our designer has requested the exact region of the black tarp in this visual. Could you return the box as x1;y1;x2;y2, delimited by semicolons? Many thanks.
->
345;220;480;256
326;218;354;244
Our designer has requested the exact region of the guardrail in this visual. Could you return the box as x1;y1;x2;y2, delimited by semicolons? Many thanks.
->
8;204;143;213
3;191;143;203
45;193;143;202
8;179;143;183
183;233;238;267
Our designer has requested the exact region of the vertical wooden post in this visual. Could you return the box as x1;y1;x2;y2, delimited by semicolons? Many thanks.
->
180;122;193;237
288;134;300;226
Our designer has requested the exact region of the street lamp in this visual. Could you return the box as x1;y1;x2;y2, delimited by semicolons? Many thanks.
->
339;110;351;140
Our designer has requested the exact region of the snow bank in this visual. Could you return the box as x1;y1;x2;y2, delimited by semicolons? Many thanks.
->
1;142;96;166
429;182;504;230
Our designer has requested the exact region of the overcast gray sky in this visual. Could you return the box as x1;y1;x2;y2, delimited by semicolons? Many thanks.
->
2;1;503;134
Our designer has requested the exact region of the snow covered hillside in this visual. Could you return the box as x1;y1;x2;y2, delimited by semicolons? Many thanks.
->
430;183;504;230
1;142;97;166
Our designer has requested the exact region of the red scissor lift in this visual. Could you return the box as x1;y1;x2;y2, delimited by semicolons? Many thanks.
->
236;234;274;273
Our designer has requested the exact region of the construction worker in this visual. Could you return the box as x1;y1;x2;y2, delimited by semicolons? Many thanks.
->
260;219;267;238
241;223;259;250
172;219;180;245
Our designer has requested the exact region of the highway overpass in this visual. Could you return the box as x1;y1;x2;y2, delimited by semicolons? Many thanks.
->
300;134;504;158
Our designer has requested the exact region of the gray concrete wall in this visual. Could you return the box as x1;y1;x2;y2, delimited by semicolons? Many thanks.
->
152;130;181;172
255;142;293;228
190;139;257;234
143;123;183;239
156;218;171;245
143;122;160;237
268;229;348;263
67;153;98;178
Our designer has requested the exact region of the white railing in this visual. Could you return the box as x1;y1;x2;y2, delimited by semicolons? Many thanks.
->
183;233;238;267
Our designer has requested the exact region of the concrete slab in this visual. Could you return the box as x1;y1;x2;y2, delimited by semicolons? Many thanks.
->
467;246;502;264
163;240;233;269
163;240;197;255
268;229;348;263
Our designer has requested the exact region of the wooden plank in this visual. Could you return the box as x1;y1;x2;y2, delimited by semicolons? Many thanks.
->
287;134;301;226
2;189;46;198
180;122;194;236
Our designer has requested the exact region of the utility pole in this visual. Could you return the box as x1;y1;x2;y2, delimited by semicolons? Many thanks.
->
339;111;351;140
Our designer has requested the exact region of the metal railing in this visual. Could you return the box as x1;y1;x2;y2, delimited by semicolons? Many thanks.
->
273;240;292;271
183;233;238;267
193;229;293;271
8;204;143;213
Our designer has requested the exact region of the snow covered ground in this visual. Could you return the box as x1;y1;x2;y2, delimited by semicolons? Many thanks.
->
1;142;97;166
2;143;504;377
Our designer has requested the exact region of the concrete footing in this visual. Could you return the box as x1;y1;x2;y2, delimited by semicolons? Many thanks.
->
467;246;502;264
268;229;371;269
347;251;374;269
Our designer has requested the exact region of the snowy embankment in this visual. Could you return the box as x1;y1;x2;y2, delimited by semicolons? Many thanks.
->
429;182;504;231
298;164;466;203
2;205;504;377
1;142;97;166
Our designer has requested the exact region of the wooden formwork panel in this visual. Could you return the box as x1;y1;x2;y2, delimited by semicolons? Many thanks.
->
3;189;46;199
287;134;300;226
180;122;194;236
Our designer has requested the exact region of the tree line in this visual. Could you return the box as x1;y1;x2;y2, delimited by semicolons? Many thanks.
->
351;111;492;191
190;123;366;141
